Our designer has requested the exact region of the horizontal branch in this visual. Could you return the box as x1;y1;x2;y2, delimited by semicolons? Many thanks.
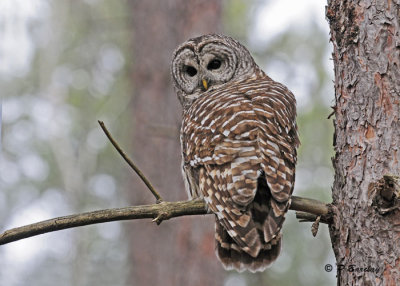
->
0;200;206;245
0;196;330;245
290;196;330;216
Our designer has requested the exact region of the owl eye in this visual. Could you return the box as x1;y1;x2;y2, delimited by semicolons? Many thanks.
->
184;65;197;77
207;59;221;70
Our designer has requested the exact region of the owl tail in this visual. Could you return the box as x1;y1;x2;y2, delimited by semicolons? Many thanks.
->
214;176;286;272
215;221;281;272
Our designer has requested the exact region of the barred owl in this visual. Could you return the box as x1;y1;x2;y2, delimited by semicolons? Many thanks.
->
171;34;299;272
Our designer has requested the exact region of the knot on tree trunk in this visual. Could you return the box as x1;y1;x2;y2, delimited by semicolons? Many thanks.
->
368;174;400;215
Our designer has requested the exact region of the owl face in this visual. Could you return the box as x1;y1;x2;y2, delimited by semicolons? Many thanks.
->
171;34;258;107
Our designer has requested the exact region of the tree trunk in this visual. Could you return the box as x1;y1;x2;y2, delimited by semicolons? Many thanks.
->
327;0;400;285
127;1;223;285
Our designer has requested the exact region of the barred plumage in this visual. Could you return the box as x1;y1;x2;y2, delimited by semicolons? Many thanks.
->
172;34;299;272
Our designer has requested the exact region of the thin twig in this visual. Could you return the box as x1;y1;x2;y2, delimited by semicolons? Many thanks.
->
0;196;330;245
98;120;163;202
296;211;318;222
295;211;330;224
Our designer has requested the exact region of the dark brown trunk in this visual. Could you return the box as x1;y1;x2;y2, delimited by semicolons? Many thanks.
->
127;1;224;285
327;0;400;285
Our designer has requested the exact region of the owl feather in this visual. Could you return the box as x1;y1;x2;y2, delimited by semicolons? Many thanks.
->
172;34;299;272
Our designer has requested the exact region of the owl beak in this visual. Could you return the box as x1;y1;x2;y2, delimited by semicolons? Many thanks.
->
202;79;209;91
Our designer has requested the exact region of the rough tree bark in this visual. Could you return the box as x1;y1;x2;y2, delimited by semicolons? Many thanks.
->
327;0;400;285
128;1;224;285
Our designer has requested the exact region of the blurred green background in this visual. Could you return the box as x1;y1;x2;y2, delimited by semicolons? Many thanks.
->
0;0;336;285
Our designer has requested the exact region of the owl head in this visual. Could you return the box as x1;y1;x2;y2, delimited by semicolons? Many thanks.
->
171;34;259;108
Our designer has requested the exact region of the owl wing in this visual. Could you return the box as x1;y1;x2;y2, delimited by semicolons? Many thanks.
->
182;77;298;269
250;81;299;242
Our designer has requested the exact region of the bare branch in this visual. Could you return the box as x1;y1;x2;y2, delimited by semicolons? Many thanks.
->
0;123;332;246
295;211;331;224
98;120;163;202
296;211;319;222
290;196;329;216
0;196;330;245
